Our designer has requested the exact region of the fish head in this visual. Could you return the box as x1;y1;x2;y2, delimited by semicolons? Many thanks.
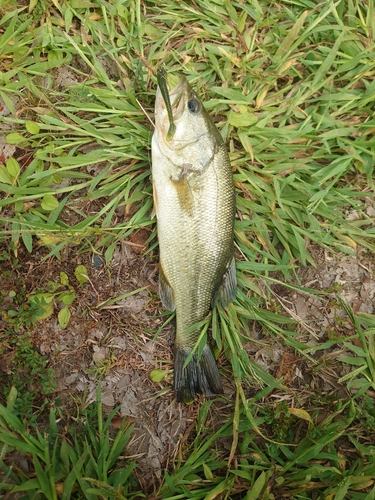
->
154;73;222;174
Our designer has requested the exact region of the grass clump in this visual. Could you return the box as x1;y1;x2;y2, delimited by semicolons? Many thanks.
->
0;386;140;499
155;396;375;499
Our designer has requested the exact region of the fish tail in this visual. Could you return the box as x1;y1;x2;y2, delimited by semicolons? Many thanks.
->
174;345;224;403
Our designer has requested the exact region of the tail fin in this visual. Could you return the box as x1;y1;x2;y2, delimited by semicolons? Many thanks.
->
174;345;224;403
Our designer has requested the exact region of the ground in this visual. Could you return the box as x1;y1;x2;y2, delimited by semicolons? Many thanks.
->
1;1;375;496
1;226;374;492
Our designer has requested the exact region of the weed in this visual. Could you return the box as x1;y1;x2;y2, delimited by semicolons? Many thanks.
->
0;249;59;421
0;325;57;422
263;401;295;442
355;395;375;432
0;386;141;499
87;350;117;380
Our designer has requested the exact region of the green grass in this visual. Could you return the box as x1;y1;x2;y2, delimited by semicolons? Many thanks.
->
1;0;375;497
0;386;139;499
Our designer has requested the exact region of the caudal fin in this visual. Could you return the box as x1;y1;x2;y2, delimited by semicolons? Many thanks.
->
174;345;224;403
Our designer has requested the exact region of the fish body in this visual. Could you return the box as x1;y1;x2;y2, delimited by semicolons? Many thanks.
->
151;72;236;403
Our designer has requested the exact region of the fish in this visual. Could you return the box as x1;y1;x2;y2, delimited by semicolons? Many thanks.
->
151;68;236;403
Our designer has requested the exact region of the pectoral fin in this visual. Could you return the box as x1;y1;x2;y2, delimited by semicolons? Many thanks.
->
159;264;175;311
170;175;194;216
212;256;237;308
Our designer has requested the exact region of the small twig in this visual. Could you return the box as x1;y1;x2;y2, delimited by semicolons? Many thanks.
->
81;274;101;304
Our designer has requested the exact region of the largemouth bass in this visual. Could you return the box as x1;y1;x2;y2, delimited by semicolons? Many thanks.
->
151;69;236;403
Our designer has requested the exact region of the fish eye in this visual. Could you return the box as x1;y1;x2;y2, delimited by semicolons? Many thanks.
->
187;99;199;113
